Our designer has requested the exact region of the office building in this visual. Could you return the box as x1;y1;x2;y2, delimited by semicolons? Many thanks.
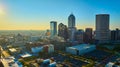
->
68;13;76;41
75;29;84;43
68;13;75;28
84;28;93;43
58;23;68;40
50;21;57;37
95;14;110;43
111;28;120;41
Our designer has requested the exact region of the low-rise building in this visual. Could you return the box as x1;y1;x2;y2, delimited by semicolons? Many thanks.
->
66;44;96;55
105;62;120;67
43;44;54;53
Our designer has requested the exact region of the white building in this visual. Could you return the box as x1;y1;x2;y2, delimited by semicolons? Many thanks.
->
48;45;54;53
66;44;96;55
20;53;32;58
105;62;120;67
105;62;114;67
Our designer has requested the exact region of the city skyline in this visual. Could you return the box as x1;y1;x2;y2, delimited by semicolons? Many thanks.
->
0;0;120;30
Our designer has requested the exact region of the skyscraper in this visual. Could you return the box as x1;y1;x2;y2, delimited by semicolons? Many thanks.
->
68;13;75;28
58;23;68;40
95;14;110;43
50;21;57;37
84;28;93;43
68;13;76;41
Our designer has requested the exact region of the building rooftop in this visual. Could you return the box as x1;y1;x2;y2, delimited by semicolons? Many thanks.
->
20;53;32;58
67;44;95;50
96;14;109;16
9;48;17;52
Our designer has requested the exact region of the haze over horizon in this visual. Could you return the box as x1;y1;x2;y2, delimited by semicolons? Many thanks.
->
0;0;120;30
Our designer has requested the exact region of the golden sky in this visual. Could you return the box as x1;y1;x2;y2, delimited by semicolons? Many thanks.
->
0;0;119;30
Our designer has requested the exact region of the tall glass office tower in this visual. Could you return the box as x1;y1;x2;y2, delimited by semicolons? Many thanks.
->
50;21;57;37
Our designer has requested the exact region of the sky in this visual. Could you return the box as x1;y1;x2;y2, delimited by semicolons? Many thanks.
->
0;0;120;30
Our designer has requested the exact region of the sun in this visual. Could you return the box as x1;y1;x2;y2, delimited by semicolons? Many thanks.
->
0;6;6;16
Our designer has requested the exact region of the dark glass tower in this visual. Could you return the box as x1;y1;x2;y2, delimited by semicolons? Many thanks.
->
68;13;76;41
68;13;75;28
58;23;68;40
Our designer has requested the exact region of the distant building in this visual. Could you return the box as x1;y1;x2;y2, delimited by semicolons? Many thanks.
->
50;21;57;37
68;13;76;41
8;37;15;44
45;29;51;36
84;28;93;43
75;29;84;43
30;36;40;42
68;13;75;28
66;44;96;55
111;28;120;41
58;23;68;40
95;14;110;43
15;33;24;43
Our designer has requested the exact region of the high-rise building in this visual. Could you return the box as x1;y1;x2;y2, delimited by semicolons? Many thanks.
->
58;23;68;40
50;21;57;37
95;14;110;43
111;28;120;41
84;28;93;43
68;13;76;41
68;13;75;28
75;29;84;43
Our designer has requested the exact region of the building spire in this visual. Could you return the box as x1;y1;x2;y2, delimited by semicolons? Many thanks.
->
71;12;73;15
